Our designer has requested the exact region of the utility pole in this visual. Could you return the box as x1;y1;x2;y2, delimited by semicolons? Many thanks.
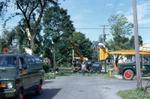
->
72;48;75;67
132;0;142;88
53;46;56;70
102;25;108;73
103;25;106;43
52;41;56;71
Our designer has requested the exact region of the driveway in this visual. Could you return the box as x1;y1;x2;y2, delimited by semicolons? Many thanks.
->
25;74;147;99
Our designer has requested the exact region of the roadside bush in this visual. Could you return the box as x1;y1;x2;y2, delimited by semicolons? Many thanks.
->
43;64;50;73
44;72;56;80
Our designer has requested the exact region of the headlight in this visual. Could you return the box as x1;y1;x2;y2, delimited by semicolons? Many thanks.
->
7;82;13;89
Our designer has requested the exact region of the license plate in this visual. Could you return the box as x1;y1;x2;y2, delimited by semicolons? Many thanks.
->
0;83;6;88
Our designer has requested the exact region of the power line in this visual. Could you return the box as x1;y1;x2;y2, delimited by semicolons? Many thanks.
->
76;27;150;30
76;27;110;30
1;27;150;31
138;27;150;29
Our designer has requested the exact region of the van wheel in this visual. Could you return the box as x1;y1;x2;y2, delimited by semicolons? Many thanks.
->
16;89;24;99
123;69;134;80
35;84;42;95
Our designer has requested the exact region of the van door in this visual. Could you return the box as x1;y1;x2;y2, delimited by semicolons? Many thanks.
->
19;56;31;89
27;56;43;86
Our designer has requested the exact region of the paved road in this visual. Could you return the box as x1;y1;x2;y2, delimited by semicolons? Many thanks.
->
25;74;147;99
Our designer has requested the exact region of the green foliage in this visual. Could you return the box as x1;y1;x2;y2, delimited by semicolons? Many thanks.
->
129;35;143;49
72;32;92;59
91;41;99;60
43;63;50;73
108;15;133;50
0;0;10;16
55;67;73;76
44;72;56;80
0;38;8;52
0;30;16;51
43;6;74;42
0;25;30;52
0;0;58;50
43;6;75;67
0;1;93;72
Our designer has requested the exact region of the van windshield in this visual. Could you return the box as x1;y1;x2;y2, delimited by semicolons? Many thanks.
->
0;56;17;67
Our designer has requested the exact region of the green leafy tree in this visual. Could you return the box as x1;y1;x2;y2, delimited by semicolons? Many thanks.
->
0;0;10;16
0;26;29;52
0;37;8;52
72;32;92;59
91;41;99;60
108;15;133;50
0;0;58;51
108;15;134;64
43;6;75;67
0;30;16;51
129;35;143;49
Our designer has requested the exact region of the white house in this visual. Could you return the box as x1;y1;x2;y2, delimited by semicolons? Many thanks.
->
140;43;150;50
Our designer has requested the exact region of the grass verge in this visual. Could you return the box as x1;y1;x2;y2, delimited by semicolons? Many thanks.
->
44;67;116;80
56;67;73;76
118;88;150;99
44;67;73;80
44;72;56;80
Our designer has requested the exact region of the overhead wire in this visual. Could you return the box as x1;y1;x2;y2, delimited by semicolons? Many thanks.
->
1;26;150;31
0;25;110;30
76;27;110;30
75;27;150;30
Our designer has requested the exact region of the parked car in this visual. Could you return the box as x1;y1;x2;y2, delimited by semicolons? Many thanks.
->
90;61;102;73
0;53;44;99
118;62;150;80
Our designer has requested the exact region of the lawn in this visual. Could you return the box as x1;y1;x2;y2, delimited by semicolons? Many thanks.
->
44;67;73;80
118;88;150;99
44;67;116;80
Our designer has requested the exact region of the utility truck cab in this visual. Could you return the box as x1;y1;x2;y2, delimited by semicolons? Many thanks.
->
0;53;44;99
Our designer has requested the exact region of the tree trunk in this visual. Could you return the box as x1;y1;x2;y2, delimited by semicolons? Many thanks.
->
30;37;35;51
25;28;36;53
